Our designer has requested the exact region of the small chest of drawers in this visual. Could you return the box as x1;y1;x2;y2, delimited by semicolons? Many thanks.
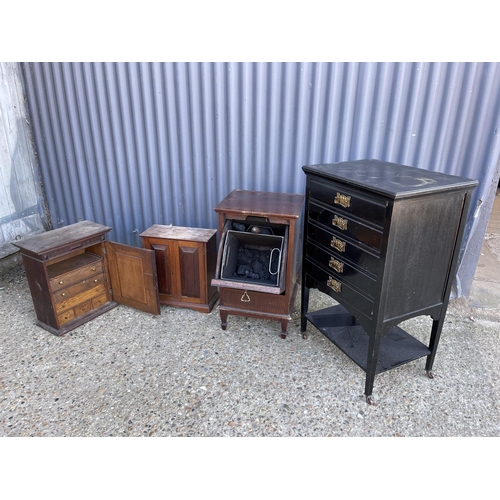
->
301;160;478;403
13;221;160;336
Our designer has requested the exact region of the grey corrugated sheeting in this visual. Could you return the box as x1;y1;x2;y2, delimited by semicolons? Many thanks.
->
20;62;500;297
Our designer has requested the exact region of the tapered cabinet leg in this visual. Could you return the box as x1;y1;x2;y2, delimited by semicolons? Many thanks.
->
364;332;382;405
300;286;310;338
220;310;228;330
425;316;445;375
280;319;289;339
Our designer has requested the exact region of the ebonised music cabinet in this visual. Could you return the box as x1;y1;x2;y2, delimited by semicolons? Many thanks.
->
300;159;478;404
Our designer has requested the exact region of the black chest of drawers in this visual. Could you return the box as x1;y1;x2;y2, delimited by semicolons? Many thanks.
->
300;159;478;404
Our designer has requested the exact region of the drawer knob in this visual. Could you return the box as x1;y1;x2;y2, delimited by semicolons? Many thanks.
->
92;267;97;271
94;279;98;283
241;291;251;302
327;277;342;293
329;258;344;273
61;292;66;297
330;237;346;252
332;215;348;231
59;280;64;285
334;192;351;208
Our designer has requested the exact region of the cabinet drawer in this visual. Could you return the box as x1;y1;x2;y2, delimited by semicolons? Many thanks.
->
219;287;288;315
52;272;106;304
308;201;383;250
307;220;380;275
305;258;374;319
306;241;377;298
58;309;75;326
55;283;107;314
49;253;103;292
309;178;386;226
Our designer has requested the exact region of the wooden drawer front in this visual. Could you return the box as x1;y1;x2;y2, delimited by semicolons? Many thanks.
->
306;241;377;298
55;283;107;314
307;221;380;275
308;200;383;250
58;309;76;326
43;234;106;261
49;254;103;292
92;294;108;308
219;287;288;315
52;272;106;304
305;259;374;319
309;178;386;226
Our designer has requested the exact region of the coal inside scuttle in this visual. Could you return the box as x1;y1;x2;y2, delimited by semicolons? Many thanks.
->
219;220;287;290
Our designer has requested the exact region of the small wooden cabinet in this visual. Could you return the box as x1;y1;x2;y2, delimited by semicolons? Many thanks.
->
140;225;218;313
301;160;478;403
211;189;304;338
13;221;160;336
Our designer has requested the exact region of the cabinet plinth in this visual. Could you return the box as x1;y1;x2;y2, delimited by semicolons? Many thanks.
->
301;160;478;403
140;225;219;313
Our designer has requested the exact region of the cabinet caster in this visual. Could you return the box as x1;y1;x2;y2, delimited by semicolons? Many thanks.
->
280;333;287;339
366;395;377;405
426;370;435;379
302;332;308;339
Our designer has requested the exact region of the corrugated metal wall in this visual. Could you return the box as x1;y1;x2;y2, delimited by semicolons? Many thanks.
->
20;62;500;296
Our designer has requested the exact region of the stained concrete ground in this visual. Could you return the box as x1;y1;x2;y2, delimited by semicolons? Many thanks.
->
1;193;499;441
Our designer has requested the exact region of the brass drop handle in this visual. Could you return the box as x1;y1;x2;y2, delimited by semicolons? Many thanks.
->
241;291;251;302
327;277;342;293
332;215;348;231
331;237;346;252
329;257;344;273
334;192;351;208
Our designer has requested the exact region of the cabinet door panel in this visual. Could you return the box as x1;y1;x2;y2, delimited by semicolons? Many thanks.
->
178;244;201;299
151;243;173;296
106;241;160;315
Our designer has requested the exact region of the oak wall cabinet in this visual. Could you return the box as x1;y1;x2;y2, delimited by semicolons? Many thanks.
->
140;225;218;313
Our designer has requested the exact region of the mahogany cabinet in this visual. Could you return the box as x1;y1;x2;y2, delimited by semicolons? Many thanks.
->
300;160;478;403
13;221;160;336
211;189;304;338
140;225;218;313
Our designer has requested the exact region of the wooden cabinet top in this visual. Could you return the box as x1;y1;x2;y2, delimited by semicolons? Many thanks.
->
12;221;111;257
139;225;217;242
214;189;304;219
303;159;478;199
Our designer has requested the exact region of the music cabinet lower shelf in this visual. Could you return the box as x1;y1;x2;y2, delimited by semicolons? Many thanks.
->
305;304;431;375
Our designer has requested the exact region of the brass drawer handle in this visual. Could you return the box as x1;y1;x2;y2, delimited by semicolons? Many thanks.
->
61;292;66;297
334;192;351;208
241;291;250;302
329;258;344;273
92;267;97;272
94;279;98;283
332;215;348;231
327;277;342;293
59;280;64;285
331;236;346;252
